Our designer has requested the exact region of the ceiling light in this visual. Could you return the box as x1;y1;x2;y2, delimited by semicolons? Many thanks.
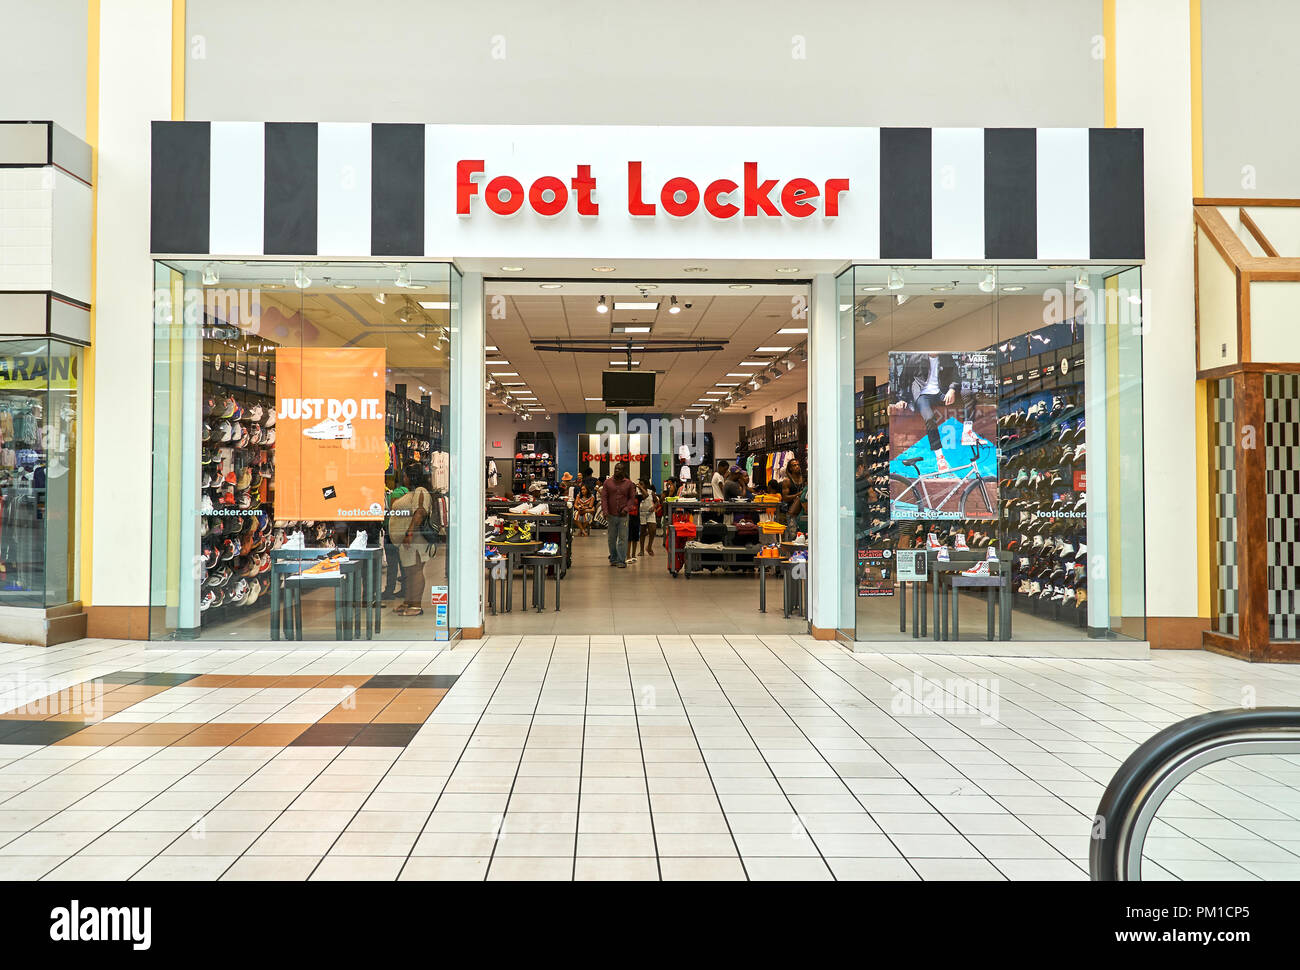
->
728;284;752;290
886;269;904;291
777;328;808;335
417;301;451;310
716;382;739;387
1002;285;1025;292
784;358;795;371
395;265;416;288
416;330;426;339
500;265;524;272
396;304;413;324
609;360;641;365
293;265;312;289
931;285;953;293
585;397;602;401
494;371;519;376
757;346;791;352
896;294;909;306
540;283;563;289
726;373;748;377
596;296;608;314
749;378;759;389
775;267;800;273
860;285;884;292
739;361;769;367
485;345;497;351
201;263;219;285
704;391;727;396
501;382;525;386
668;296;681;314
1074;269;1090;290
979;271;997;293
592;266;616;273
614;301;658;311
613;325;651;334
486;360;511;367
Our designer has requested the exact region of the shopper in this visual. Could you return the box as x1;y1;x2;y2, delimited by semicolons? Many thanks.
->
580;465;599;496
381;482;408;600
387;463;432;616
600;461;637;567
627;478;642;563
637;478;658;557
710;459;728;499
574;484;595;536
782;458;807;539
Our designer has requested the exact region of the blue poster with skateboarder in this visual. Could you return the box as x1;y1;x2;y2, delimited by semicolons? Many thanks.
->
888;351;999;520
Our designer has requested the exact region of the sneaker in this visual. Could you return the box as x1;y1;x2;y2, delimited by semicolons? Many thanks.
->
509;503;531;514
301;558;341;578
933;452;955;477
985;545;998;561
303;418;353;440
530;503;550;514
201;589;216;611
925;532;942;551
789;550;807;563
349;532;369;550
1074;543;1087;562
953;533;970;551
960;559;991;577
936;546;950;563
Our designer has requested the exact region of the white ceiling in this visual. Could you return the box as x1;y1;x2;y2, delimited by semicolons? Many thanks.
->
484;286;809;416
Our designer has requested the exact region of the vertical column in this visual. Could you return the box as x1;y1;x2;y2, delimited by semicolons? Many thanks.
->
1083;284;1111;634
451;270;485;636
807;272;851;639
1115;0;1197;637
1234;370;1268;658
90;0;171;631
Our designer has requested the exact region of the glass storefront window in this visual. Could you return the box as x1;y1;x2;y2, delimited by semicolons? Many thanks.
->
150;261;456;641
844;265;1145;644
0;338;82;608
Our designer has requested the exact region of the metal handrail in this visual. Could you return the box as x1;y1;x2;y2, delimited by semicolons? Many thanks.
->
1090;707;1300;881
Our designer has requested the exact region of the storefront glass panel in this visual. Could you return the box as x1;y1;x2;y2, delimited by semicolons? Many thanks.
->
848;265;1145;643
0;338;81;608
150;261;454;641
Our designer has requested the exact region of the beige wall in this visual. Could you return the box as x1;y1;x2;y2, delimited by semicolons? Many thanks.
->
0;0;87;138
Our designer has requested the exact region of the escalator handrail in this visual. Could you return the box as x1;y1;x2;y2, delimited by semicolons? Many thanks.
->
1090;706;1300;881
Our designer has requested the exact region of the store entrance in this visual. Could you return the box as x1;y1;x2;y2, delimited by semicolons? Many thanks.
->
483;280;810;635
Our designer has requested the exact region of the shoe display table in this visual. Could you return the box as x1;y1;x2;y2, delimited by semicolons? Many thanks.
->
495;541;541;613
929;557;1012;641
269;550;366;640
521;553;563;612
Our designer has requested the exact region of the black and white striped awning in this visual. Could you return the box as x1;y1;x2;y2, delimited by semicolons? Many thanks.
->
151;122;1143;261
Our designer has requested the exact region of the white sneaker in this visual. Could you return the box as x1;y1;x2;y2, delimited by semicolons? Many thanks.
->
200;494;214;512
303;418;353;440
349;532;368;550
961;559;990;576
926;532;942;551
509;503;531;514
960;421;978;446
953;533;969;551
936;546;950;563
985;545;998;561
1074;543;1088;562
530;503;550;514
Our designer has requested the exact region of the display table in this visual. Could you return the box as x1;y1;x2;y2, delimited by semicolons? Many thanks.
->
757;557;806;618
521;553;563;612
269;550;366;641
928;558;1012;641
495;541;541;612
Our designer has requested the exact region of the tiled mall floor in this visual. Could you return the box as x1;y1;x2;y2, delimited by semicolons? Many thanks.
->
1;635;1299;881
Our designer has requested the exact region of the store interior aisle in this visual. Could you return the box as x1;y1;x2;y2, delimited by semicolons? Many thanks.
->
486;531;809;636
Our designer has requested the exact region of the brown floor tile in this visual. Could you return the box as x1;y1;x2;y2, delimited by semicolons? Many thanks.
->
290;723;365;746
315;675;369;689
225;676;286;688
186;674;243;688
171;724;257;746
104;685;172;701
115;723;203;744
351;724;422;746
53;723;142;745
228;723;313;746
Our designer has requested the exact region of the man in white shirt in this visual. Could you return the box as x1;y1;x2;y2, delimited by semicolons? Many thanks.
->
710;460;728;499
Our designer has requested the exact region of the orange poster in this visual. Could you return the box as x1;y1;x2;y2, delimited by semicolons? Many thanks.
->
274;347;387;521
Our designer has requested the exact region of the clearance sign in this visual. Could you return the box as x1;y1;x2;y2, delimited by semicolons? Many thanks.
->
274;348;387;521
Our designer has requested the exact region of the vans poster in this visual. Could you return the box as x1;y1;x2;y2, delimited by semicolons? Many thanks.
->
887;351;999;521
274;347;387;521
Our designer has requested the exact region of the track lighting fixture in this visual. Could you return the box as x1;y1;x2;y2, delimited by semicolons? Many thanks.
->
293;265;312;289
1074;269;1090;291
979;271;996;293
201;263;219;286
596;296;608;314
395;265;412;288
886;269;904;291
668;296;681;314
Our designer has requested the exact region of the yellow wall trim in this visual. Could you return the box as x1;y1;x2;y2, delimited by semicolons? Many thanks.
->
80;0;99;605
171;0;185;121
1189;0;1204;196
1103;0;1117;127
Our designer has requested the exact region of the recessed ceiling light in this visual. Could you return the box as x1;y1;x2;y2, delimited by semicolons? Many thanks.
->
614;301;658;311
1001;285;1025;292
757;346;791;352
585;397;603;401
500;266;524;272
609;360;641;365
486;361;511;367
777;328;808;334
332;281;355;290
613;326;651;334
774;267;800;273
728;284;752;290
739;361;769;366
931;285;953;293
539;283;563;289
501;382;525;386
726;373;748;377
592;266;616;273
860;285;884;292
494;371;519;376
716;382;740;387
485;345;497;351
636;284;659;289
417;301;451;309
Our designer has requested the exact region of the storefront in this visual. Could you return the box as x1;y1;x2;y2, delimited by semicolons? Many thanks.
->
146;122;1148;651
